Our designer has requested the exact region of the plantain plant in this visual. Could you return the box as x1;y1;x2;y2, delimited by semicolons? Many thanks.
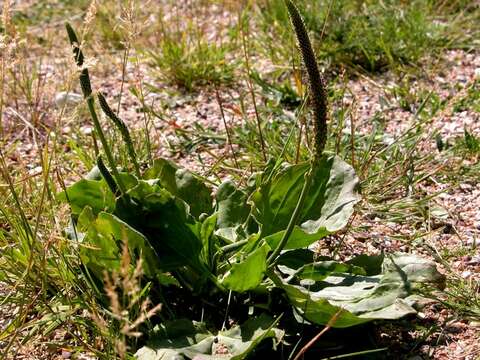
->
62;1;445;358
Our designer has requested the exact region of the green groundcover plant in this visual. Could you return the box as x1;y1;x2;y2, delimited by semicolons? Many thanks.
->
62;1;445;358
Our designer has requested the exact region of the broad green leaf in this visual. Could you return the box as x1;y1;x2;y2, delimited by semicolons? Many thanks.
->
135;319;213;360
80;212;161;279
199;214;219;270
291;261;366;282
251;156;360;249
346;253;384;276
59;179;115;216
268;253;445;328
276;250;365;282
264;226;329;251
136;314;283;360
59;171;138;217
221;244;270;292
382;253;446;289
64;205;95;242
276;248;315;269
251;162;307;237
144;158;212;217
268;269;370;327
215;180;250;242
217;314;283;360
117;181;209;278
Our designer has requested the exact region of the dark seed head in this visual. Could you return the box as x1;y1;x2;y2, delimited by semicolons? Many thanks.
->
285;0;328;161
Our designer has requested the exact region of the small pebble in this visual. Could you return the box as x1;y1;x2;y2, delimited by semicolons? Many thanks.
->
55;92;82;108
474;68;480;78
467;256;480;266
417;312;426;319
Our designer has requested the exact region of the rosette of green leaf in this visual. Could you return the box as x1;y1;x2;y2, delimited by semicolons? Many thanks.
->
58;6;448;358
60;156;445;333
136;314;284;360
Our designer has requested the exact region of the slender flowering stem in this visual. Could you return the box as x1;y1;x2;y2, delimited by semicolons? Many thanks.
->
285;0;328;162
66;23;126;194
267;1;330;265
98;93;141;178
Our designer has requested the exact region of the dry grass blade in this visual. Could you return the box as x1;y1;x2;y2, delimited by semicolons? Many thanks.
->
293;309;343;360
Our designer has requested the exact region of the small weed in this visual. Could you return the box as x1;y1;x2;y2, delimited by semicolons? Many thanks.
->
455;128;480;155
453;79;480;113
443;276;480;320
149;35;234;91
147;6;236;91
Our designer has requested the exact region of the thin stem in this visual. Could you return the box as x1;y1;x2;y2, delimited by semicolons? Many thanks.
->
350;101;357;169
221;290;233;331
211;239;249;271
133;55;153;166
117;46;130;115
295;122;303;164
98;93;141;178
241;16;267;162
0;41;4;138
97;156;120;196
215;85;239;169
292;309;343;360
221;239;249;253
86;97;126;194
